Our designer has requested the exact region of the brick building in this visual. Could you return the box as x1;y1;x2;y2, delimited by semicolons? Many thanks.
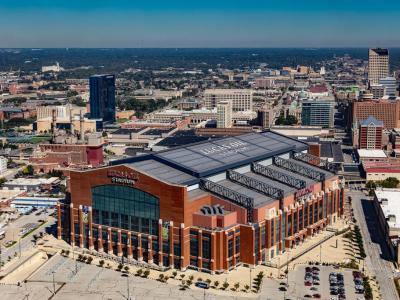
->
352;100;400;130
358;116;384;149
57;132;344;273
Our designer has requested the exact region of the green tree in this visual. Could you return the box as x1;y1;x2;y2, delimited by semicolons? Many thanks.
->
23;165;34;176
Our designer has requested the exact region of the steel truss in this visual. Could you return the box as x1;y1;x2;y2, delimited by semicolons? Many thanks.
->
273;156;325;182
227;169;284;200
251;163;306;189
293;152;335;172
199;179;254;222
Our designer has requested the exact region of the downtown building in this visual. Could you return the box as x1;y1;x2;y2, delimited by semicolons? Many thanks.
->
57;131;344;273
368;48;389;86
203;89;253;112
89;74;116;123
301;100;334;128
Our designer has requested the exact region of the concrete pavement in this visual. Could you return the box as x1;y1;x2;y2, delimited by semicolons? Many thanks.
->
348;190;399;300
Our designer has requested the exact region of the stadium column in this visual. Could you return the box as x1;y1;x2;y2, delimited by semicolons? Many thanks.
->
158;219;163;266
296;205;300;235
117;230;122;257
223;231;228;273
258;225;262;264
180;223;189;271
98;225;103;252
107;228;113;255
70;203;75;247
137;234;143;261
232;231;237;266
266;219;271;250
57;203;62;239
290;209;294;237
78;205;83;248
210;232;216;274
88;207;93;250
148;236;153;263
127;232;132;259
198;230;203;270
278;213;283;253
169;221;174;268
340;188;344;216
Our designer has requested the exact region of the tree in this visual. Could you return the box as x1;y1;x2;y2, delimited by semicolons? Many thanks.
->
214;281;220;288
381;177;399;188
234;282;240;291
23;165;34;176
0;178;6;187
124;266;129;273
222;281;229;290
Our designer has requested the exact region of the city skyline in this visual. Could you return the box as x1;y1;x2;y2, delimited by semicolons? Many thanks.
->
1;0;400;48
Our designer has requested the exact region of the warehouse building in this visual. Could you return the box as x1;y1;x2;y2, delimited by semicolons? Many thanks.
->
57;131;344;273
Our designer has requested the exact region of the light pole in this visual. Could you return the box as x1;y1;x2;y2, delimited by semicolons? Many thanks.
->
52;271;56;295
126;275;130;300
319;244;322;264
249;267;252;289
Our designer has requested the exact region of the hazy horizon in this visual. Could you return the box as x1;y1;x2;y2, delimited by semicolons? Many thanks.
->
0;0;399;48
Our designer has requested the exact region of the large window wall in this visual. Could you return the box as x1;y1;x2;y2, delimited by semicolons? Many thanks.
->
92;185;160;235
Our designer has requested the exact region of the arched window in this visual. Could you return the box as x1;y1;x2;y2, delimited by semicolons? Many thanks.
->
92;185;159;235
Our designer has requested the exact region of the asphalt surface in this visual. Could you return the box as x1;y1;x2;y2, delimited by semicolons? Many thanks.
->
348;189;399;300
0;210;56;267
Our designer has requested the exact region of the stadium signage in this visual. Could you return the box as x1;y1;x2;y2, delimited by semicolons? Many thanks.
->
199;140;249;156
295;186;314;200
107;170;139;186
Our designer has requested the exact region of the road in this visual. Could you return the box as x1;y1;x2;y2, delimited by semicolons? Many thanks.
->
348;189;399;300
0;210;56;268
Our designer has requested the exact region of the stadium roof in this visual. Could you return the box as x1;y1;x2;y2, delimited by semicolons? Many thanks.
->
115;131;308;179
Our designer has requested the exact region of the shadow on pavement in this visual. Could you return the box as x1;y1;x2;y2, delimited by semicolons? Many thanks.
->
360;198;392;261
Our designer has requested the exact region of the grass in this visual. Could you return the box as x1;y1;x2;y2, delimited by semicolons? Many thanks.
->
21;220;47;238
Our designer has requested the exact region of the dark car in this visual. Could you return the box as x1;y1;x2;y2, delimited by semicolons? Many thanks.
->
195;281;210;289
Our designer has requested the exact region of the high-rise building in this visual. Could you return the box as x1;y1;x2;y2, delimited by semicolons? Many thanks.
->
0;156;7;174
368;48;389;85
358;116;383;149
216;100;232;128
203;89;253;112
257;106;274;128
352;100;400;129
379;77;397;97
89;74;116;123
301;100;334;128
370;84;385;100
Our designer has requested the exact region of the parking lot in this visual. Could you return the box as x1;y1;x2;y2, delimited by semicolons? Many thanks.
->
275;265;365;300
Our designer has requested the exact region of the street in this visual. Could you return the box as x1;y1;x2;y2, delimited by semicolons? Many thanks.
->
0;209;56;268
348;189;399;300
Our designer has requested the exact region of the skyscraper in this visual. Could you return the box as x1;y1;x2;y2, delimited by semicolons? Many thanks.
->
217;100;232;128
358;116;383;149
203;89;253;112
368;48;389;85
89;74;116;123
301;100;334;128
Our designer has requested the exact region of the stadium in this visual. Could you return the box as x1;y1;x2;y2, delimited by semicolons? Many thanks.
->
57;131;345;273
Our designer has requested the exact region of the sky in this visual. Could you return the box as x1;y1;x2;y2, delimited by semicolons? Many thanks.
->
0;0;399;48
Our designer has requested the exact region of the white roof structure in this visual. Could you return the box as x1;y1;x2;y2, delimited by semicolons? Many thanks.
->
375;188;400;229
357;149;387;158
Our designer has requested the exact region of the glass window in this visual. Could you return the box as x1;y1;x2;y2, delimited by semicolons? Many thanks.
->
92;185;160;235
235;235;240;254
228;239;234;258
202;235;211;259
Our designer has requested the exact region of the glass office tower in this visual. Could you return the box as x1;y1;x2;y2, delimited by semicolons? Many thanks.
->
90;74;116;123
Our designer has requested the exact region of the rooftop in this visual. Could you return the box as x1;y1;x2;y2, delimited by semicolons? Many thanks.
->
375;188;400;229
115;131;308;178
357;149;387;159
360;116;383;127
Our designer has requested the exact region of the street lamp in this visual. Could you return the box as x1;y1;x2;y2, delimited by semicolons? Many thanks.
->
52;271;56;295
126;275;130;300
